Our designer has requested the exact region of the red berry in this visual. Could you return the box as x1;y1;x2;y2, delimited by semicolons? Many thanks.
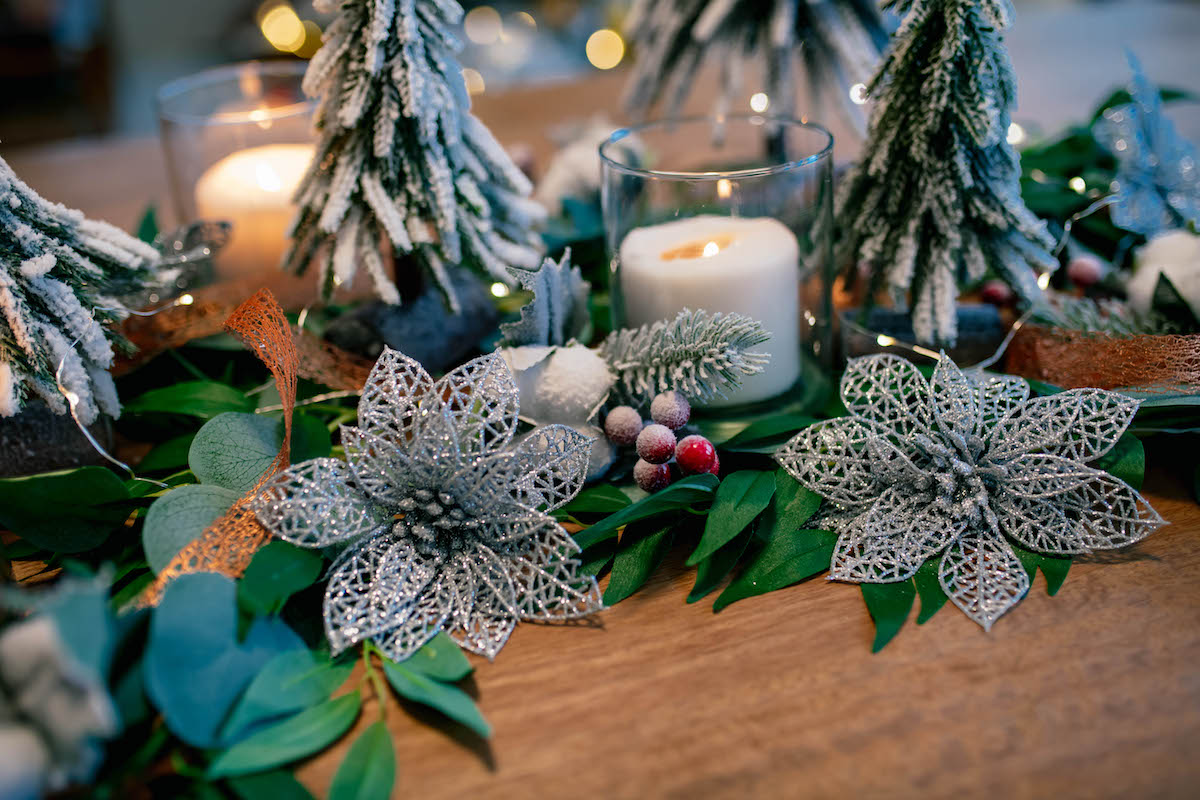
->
980;280;1014;306
604;405;643;446
650;391;691;430
636;423;677;464
634;458;673;492
675;434;718;475
1067;255;1103;287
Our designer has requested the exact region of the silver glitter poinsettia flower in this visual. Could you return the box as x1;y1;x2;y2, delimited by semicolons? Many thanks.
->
252;348;603;661
775;354;1166;630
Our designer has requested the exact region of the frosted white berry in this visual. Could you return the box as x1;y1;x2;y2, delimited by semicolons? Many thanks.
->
634;458;673;492
636;423;676;464
604;405;643;446
650;390;691;430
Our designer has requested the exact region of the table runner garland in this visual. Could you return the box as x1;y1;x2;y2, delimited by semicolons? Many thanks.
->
1;1;1198;798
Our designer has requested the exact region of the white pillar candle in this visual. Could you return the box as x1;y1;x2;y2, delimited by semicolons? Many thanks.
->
618;214;801;407
194;143;314;280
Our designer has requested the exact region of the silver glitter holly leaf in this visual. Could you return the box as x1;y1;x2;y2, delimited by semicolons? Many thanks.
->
1093;51;1200;236
775;354;1165;630
252;348;603;661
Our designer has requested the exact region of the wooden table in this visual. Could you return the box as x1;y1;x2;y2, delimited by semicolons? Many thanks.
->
6;70;1200;800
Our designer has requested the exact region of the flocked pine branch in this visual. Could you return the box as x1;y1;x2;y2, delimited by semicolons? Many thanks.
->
286;0;546;310
0;156;162;423
623;0;887;127
597;309;770;403
836;0;1056;345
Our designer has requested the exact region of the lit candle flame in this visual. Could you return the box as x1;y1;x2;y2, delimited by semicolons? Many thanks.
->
660;233;734;261
702;241;720;257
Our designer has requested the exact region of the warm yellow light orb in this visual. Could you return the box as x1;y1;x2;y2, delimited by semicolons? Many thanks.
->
465;6;502;45
586;29;625;70
749;92;769;113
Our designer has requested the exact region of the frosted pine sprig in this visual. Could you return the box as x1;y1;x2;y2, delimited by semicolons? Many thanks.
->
598;309;770;403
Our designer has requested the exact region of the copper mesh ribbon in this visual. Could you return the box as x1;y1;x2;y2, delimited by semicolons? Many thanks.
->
139;289;300;605
1005;324;1200;392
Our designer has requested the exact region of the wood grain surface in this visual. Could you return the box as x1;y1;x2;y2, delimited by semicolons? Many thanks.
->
5;71;1199;800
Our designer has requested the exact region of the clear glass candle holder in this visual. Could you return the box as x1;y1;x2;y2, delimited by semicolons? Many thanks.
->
600;115;834;410
156;60;315;282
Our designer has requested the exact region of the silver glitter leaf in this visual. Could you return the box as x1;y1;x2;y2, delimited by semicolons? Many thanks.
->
253;458;389;548
775;352;1166;630
938;529;1030;632
253;349;602;661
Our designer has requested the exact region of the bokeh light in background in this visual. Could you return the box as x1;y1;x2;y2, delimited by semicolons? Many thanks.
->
585;28;624;70
257;2;322;58
749;92;769;113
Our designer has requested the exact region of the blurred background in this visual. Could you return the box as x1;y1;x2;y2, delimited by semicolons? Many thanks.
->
2;0;1199;148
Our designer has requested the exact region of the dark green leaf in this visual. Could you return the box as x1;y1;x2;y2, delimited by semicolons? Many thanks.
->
190;413;280;494
1013;544;1071;596
123;381;254;419
574;473;719;549
861;581;916;653
559;484;633;515
404;633;473;682
291;412;333;463
688;526;752;603
222;649;355;742
912;560;948;624
578;539;617;577
686;471;775;566
603;521;674;605
228;770;316;800
135;205;159;243
715;414;819;451
1090;86;1197;122
329;721;395;800
209;693;361;777
713;529;837;612
146;573;305;748
383;661;490;738
0;466;131;552
138;433;197;472
142;484;239;573
756;471;821;541
1093;432;1145;491
238;541;324;616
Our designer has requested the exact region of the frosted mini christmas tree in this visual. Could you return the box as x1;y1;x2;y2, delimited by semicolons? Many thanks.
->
623;0;887;125
0;156;161;424
836;0;1055;344
286;0;545;310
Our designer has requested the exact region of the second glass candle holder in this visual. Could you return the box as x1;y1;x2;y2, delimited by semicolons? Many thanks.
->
600;115;834;409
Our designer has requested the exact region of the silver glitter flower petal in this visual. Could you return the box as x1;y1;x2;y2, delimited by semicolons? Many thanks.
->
358;347;434;447
254;348;601;660
323;538;441;655
424;352;520;457
776;417;917;507
253;458;389;548
775;353;1166;631
840;354;934;438
988;389;1139;463
938;529;1030;631
830;488;965;583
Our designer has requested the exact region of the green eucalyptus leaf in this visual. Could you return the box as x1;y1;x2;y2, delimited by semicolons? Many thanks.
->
1093;432;1145;491
403;632;473;682
687;525;752;603
382;661;490;738
1013;544;1071;596
578;539;618;577
123;381;255;419
756;471;821;541
715;414;819;451
574;473;719;549
329;720;395;800
190;413;280;494
603;520;674;605
713;529;837;612
861;581;916;653
228;770;316;800
912;559;948;624
291;412;334;463
0;466;131;553
686;471;775;566
238;541;324;616
208;692;362;778
221;649;355;742
142;484;239;573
